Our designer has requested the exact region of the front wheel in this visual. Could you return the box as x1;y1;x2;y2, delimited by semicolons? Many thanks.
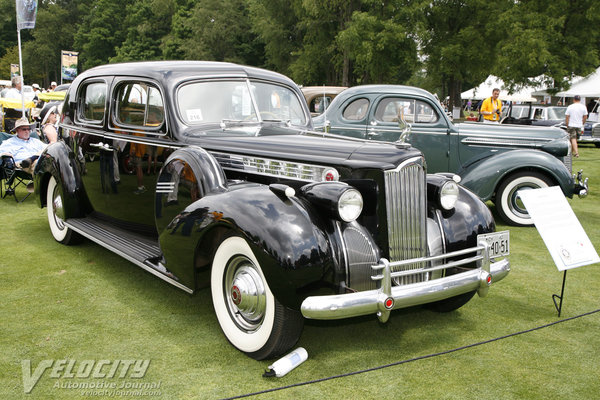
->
495;171;554;226
211;236;303;360
47;176;81;244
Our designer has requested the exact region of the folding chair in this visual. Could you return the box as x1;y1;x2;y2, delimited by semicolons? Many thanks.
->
0;154;34;202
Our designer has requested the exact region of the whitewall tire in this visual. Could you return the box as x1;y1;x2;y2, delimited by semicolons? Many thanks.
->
496;172;553;226
211;236;303;360
47;176;79;244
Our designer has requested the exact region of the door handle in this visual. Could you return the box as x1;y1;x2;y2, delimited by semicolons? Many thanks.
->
90;142;114;151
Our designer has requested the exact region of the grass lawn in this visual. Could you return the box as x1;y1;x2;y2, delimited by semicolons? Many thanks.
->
1;146;599;399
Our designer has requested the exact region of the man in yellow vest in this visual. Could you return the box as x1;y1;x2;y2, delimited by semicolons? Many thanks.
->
480;88;502;123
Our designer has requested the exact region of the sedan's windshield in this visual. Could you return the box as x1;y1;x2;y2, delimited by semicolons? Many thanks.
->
547;107;566;120
177;80;307;127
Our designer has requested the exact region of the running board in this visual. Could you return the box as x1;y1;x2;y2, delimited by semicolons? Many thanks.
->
65;217;193;294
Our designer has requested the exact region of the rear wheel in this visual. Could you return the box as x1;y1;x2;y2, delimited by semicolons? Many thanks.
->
211;236;303;360
47;176;80;244
495;171;553;226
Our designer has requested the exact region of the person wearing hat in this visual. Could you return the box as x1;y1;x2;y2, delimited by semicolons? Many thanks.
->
0;117;46;173
32;83;42;107
39;104;59;143
565;95;588;157
49;81;57;91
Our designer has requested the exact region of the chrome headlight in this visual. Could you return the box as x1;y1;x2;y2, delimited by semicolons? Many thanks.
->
300;183;364;222
439;181;459;210
338;189;363;222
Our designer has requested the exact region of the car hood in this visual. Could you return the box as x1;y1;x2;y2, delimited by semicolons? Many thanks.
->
181;123;422;171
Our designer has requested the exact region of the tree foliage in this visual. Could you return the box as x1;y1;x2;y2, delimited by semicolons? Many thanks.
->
0;0;598;101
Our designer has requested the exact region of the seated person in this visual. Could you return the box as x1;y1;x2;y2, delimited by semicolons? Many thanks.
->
39;105;59;143
0;118;47;174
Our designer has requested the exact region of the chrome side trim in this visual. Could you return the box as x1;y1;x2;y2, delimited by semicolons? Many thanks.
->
461;136;551;148
210;152;339;183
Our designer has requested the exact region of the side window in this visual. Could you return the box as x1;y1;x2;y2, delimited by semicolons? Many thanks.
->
115;82;165;128
309;96;332;114
342;98;369;120
374;97;439;124
80;82;107;122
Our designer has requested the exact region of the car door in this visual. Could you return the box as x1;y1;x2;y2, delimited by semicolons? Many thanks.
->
368;95;452;172
76;78;170;235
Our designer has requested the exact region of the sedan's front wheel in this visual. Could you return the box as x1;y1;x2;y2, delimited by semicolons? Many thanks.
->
211;236;303;360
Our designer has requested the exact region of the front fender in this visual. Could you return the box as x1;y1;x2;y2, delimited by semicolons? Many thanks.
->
34;141;87;218
159;184;333;309
435;185;496;253
458;150;574;201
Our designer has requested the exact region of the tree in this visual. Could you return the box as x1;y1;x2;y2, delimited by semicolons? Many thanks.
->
178;0;264;65
111;0;176;63
494;0;600;92
418;0;503;109
74;0;135;70
335;1;419;85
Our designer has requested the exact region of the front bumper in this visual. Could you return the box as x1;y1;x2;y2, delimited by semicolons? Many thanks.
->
301;241;510;323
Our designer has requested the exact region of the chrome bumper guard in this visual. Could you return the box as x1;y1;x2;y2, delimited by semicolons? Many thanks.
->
574;170;588;198
301;241;510;323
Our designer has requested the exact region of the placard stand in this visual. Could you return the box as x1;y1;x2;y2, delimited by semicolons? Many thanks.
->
518;186;600;318
551;271;567;317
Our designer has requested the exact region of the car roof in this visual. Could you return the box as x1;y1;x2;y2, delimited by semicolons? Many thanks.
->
334;84;441;104
75;61;297;88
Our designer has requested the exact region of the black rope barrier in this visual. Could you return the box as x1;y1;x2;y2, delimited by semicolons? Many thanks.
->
222;308;600;400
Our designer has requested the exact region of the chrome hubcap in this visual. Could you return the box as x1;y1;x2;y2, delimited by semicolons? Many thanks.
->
224;256;266;331
52;187;65;229
509;185;537;217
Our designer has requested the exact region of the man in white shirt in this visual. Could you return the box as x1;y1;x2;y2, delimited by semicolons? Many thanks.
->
3;76;24;132
565;95;588;157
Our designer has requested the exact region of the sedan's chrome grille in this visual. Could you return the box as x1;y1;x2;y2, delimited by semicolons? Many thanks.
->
384;157;428;285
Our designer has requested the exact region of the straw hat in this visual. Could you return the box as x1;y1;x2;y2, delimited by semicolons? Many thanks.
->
11;117;34;132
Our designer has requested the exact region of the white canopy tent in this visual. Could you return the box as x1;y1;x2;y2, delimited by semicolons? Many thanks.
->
461;75;539;103
555;67;600;97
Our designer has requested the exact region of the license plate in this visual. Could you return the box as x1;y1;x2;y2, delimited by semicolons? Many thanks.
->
477;231;510;258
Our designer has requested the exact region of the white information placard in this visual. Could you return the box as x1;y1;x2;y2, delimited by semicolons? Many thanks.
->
518;186;600;271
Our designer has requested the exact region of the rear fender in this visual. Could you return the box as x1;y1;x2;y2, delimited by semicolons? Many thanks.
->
34;141;87;218
458;150;573;201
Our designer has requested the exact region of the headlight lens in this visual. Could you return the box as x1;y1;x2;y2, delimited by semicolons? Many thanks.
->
440;181;459;210
338;189;363;222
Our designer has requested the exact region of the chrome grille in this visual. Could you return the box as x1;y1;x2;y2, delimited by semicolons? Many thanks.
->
384;157;428;285
344;225;379;291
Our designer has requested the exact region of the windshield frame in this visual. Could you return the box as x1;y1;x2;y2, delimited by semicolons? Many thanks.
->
175;78;309;130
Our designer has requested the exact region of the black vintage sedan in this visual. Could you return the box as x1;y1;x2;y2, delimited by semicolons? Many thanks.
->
34;61;509;360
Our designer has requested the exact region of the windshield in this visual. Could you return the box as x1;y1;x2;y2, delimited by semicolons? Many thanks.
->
547;107;566;120
177;80;307;127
